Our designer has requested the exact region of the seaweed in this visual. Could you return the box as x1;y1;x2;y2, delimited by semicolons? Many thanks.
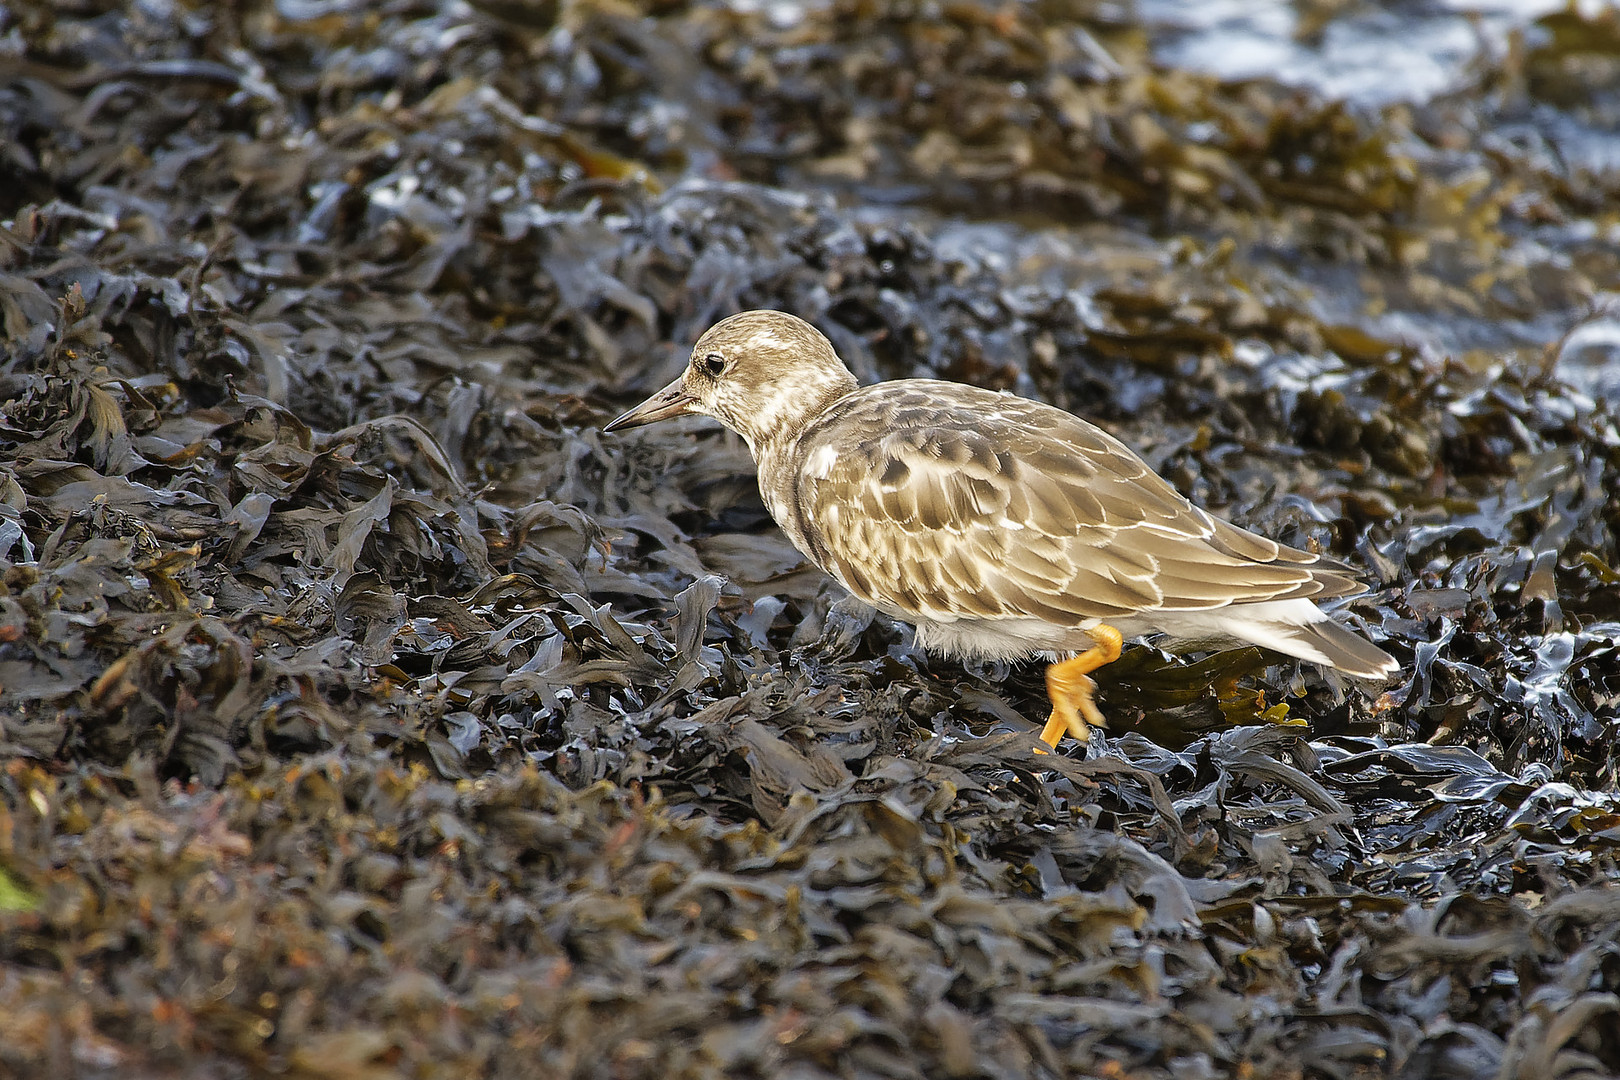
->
2;1;1618;1077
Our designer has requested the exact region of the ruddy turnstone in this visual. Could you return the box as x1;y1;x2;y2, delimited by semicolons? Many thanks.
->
606;310;1397;747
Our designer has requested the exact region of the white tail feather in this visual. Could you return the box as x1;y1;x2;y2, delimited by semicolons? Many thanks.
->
1145;598;1396;678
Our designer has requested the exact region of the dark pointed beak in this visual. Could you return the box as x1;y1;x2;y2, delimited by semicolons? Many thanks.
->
603;374;698;432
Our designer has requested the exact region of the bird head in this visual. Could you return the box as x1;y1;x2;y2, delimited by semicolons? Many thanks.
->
604;310;858;452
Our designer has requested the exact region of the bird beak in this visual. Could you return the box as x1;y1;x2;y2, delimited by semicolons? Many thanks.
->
603;374;698;432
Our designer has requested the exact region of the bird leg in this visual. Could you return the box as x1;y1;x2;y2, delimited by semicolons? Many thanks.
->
1038;624;1124;748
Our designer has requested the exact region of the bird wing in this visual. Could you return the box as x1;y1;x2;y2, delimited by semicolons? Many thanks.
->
791;382;1364;626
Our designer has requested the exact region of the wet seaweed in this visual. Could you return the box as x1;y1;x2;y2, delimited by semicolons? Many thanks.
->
2;1;1619;1078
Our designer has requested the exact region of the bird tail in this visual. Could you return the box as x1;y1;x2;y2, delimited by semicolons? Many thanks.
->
1283;615;1398;679
1163;598;1397;678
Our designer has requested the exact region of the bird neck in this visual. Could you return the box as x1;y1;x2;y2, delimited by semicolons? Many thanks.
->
746;374;856;537
734;368;857;458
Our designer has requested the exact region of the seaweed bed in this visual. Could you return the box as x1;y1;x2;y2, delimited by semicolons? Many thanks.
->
3;1;1620;1077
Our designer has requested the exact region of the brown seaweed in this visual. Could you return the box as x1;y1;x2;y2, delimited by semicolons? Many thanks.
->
2;1;1619;1077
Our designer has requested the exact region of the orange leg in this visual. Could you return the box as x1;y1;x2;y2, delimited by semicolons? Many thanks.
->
1038;624;1124;748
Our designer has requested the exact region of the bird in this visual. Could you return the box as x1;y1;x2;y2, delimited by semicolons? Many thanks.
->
605;310;1397;748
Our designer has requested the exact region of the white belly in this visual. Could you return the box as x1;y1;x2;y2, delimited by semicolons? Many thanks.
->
907;612;1107;662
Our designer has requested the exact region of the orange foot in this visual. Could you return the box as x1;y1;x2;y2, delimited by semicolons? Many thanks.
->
1037;624;1124;749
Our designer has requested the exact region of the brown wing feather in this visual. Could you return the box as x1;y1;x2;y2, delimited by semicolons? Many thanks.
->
791;381;1358;625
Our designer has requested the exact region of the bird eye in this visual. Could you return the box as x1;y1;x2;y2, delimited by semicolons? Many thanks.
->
701;352;726;377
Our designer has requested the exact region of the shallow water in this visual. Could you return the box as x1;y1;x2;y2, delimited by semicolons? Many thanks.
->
1142;0;1567;105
